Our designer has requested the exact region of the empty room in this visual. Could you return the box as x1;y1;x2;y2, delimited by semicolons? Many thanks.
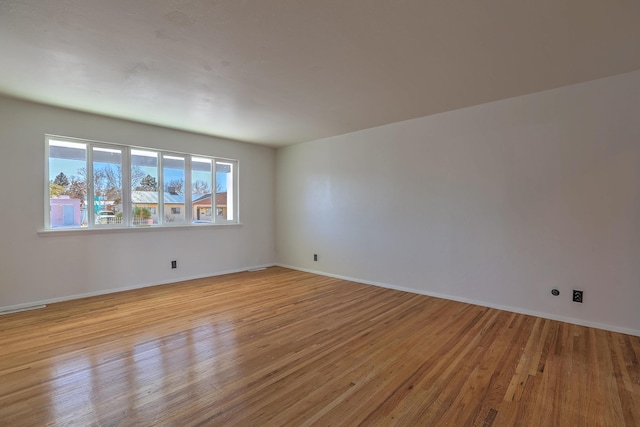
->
1;1;639;425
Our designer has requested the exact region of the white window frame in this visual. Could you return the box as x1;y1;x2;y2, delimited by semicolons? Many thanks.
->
45;135;239;230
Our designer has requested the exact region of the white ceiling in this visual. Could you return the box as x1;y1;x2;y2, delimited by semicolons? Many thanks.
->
1;1;639;147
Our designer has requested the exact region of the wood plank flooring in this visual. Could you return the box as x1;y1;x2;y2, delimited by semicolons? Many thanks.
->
0;267;638;426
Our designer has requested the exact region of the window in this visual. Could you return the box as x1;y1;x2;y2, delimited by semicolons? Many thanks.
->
45;135;239;229
163;154;186;223
216;160;235;221
93;146;123;226
48;140;87;228
131;149;159;225
192;156;212;223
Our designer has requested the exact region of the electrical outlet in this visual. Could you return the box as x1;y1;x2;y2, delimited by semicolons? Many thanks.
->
171;260;177;269
314;254;318;262
572;290;583;303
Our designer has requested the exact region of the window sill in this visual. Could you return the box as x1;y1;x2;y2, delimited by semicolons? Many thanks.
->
37;222;242;236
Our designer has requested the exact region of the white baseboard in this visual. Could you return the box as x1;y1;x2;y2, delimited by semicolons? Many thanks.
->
277;264;640;337
4;263;637;337
0;264;276;315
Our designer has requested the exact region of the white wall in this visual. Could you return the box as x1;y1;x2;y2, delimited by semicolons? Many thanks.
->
0;96;276;310
276;70;640;336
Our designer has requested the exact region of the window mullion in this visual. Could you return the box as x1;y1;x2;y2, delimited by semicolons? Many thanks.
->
122;147;131;226
185;155;192;223
86;144;95;227
44;138;51;229
158;153;164;225
212;159;218;224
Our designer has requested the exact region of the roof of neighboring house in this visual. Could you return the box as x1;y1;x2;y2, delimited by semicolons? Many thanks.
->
194;193;212;203
131;191;184;204
130;191;226;205
192;192;227;207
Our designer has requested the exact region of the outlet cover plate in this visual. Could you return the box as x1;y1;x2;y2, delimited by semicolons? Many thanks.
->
572;290;583;303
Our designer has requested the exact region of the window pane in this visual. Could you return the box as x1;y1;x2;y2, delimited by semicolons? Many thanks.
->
164;155;185;223
93;146;123;225
49;140;87;228
192;156;213;223
131;149;158;225
216;161;234;221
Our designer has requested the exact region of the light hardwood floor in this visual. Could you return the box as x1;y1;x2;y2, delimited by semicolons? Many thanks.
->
0;267;638;426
